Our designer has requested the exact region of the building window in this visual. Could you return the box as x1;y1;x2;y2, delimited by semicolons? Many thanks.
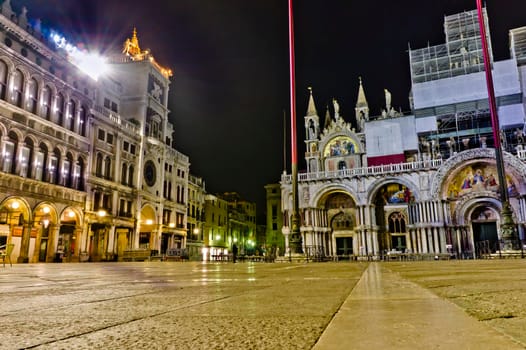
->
19;146;30;178
26;78;38;113
0;60;7;100
388;212;407;234
41;86;52;120
95;153;103;177
128;165;134;187
55;93;65;126
33;151;44;181
106;133;113;145
79;106;87;136
12;69;24;107
49;155;58;184
66;99;76;131
104;156;112;179
121;163;127;185
1;141;15;173
98;129;105;141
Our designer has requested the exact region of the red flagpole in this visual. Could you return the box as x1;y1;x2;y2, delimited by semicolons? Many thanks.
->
288;0;301;253
476;1;517;248
289;0;297;167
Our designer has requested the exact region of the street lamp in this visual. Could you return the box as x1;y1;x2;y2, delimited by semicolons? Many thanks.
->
476;1;518;250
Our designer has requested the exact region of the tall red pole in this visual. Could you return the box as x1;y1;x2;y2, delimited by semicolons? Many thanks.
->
288;0;301;253
476;1;517;249
289;0;297;168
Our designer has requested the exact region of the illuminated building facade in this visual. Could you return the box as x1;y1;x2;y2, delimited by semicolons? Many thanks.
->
264;183;285;254
187;174;205;260
202;192;257;260
281;8;526;259
0;1;189;262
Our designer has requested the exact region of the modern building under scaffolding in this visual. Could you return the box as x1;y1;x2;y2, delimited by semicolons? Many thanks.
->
280;8;526;260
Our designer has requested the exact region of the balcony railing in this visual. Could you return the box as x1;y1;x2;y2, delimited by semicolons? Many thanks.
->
281;159;444;183
282;150;526;184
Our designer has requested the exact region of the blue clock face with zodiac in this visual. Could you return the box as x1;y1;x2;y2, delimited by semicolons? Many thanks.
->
144;160;156;186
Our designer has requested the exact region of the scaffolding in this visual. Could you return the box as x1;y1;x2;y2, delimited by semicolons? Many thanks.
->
510;26;526;66
409;8;492;84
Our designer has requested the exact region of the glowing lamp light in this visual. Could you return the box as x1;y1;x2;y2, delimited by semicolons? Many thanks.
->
97;209;107;217
68;210;75;218
42;206;50;214
169;223;175;228
70;51;109;81
11;201;20;209
50;30;109;81
145;219;153;225
215;234;221;240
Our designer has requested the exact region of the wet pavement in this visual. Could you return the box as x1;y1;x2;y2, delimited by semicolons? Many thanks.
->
0;261;524;349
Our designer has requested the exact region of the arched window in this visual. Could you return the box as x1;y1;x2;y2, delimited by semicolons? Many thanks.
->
55;93;65;126
128;165;134;187
20;137;34;178
388;212;407;234
41;85;52;120
49;148;60;184
95;153;103;177
121;162;127;185
66;99;76;131
12;69;24;107
62;153;74;187
0;60;7;100
79;105;87;136
38;143;48;182
2;131;17;173
76;157;85;191
26;78;38;113
104;156;112;180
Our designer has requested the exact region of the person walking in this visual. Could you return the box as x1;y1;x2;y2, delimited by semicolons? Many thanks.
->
232;244;238;263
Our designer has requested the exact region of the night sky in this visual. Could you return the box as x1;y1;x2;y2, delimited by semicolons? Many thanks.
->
16;0;526;222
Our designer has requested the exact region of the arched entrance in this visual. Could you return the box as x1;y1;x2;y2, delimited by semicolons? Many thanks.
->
139;205;156;250
57;208;80;262
373;183;412;254
324;192;356;259
33;203;58;262
471;206;499;257
331;211;354;258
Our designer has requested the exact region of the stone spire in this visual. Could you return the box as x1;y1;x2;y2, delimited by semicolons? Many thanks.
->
323;106;331;130
356;76;368;108
355;77;369;132
306;87;317;116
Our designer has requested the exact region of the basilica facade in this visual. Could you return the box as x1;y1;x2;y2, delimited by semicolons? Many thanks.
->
280;9;526;259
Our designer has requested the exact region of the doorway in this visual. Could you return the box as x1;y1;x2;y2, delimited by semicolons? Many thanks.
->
336;237;353;256
472;222;498;254
391;235;407;251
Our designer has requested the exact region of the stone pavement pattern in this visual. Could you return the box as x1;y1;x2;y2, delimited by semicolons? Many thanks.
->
0;262;366;349
314;263;524;350
1;261;525;349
